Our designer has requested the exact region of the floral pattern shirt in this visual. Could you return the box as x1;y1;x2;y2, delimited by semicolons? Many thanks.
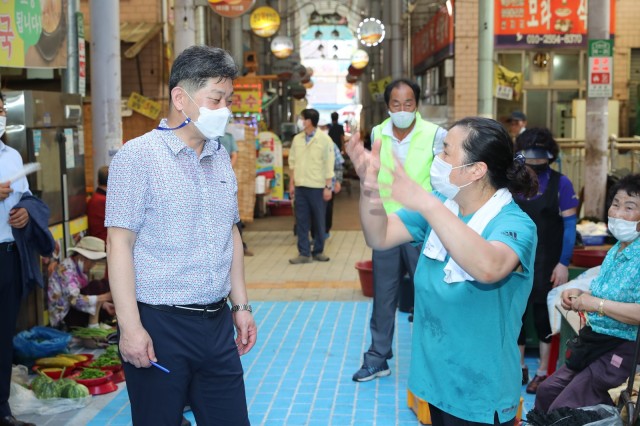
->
47;257;97;327
588;237;640;341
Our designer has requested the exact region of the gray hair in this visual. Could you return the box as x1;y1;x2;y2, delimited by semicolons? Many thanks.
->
169;45;238;93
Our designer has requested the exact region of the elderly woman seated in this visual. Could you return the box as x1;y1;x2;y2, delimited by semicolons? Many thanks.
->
535;173;640;412
47;236;114;329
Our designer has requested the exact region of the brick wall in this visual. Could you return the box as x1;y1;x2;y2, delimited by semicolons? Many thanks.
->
453;0;479;120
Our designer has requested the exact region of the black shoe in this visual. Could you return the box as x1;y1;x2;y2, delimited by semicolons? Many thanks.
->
352;361;391;382
0;416;36;426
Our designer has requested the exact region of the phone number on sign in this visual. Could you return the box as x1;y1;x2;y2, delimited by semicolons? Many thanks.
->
526;34;583;45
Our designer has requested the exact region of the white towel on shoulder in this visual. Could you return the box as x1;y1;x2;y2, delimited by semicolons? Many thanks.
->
423;188;513;283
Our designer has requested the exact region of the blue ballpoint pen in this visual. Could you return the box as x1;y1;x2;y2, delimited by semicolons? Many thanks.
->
149;360;170;373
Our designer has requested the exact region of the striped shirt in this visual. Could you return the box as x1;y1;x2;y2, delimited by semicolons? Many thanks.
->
105;119;239;305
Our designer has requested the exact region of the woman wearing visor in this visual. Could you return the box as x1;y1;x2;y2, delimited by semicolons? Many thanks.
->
514;128;579;394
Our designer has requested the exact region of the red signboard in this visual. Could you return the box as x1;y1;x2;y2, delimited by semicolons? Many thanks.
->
412;1;454;73
208;0;256;18
494;0;615;48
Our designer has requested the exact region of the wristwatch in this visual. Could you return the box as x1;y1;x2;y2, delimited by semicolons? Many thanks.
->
231;304;253;313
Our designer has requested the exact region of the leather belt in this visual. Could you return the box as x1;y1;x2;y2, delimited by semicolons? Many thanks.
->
0;242;16;252
140;298;228;318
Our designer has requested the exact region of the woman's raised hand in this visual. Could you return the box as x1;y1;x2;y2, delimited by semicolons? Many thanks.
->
345;131;381;196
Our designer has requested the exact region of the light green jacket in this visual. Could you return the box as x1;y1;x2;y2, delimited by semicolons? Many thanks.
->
373;112;439;213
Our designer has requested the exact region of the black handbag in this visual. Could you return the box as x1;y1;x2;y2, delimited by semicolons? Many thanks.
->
565;326;626;372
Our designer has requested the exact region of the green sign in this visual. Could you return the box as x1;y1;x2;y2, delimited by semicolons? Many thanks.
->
14;0;42;50
589;39;613;57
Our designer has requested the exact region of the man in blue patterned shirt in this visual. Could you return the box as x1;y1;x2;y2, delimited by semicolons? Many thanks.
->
106;45;256;426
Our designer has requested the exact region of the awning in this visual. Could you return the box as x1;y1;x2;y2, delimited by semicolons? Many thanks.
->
84;22;163;59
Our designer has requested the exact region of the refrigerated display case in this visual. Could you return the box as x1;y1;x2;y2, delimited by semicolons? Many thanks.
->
5;90;87;254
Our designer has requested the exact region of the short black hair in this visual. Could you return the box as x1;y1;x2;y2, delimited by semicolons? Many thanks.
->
97;166;109;186
383;79;421;107
609;174;640;200
301;109;320;127
169;45;238;94
331;112;339;122
454;117;538;198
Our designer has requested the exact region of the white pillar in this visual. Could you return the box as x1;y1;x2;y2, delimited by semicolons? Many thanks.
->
89;0;121;171
390;0;403;79
584;0;611;219
174;0;196;57
477;0;494;118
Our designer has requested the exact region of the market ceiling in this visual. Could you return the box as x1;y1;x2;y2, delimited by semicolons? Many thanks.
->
283;0;446;41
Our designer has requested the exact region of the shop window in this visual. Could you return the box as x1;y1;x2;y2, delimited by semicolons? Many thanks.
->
498;53;522;73
423;63;447;106
552;53;580;82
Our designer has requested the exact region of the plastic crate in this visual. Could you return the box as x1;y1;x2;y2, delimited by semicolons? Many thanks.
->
407;389;523;425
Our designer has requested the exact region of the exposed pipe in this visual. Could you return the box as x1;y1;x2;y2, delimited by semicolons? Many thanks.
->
195;5;206;45
63;0;79;94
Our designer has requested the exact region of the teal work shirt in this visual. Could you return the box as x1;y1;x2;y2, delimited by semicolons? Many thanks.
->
587;237;640;341
397;193;536;424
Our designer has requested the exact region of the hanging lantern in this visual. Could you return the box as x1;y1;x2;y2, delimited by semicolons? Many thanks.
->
271;36;294;59
357;18;385;47
293;64;307;78
346;74;359;83
351;49;369;70
208;0;256;18
289;84;307;100
347;65;364;77
250;6;281;38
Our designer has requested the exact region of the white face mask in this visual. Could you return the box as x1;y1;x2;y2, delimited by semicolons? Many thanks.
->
430;155;475;200
388;110;416;129
183;90;231;140
296;118;304;132
608;217;640;242
0;116;6;138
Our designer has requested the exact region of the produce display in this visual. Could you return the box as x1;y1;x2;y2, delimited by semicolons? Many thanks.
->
76;368;106;380
70;327;114;339
30;370;90;400
89;356;121;368
34;356;78;368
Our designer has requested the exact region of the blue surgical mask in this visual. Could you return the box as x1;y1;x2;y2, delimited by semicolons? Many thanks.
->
388;110;416;129
183;90;231;140
430;155;475;199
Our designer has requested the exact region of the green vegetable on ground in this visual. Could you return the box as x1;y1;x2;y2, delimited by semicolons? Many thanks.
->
77;368;106;379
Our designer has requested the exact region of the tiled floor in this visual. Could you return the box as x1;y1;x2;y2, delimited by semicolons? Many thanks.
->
85;302;417;426
15;189;540;425
22;301;539;426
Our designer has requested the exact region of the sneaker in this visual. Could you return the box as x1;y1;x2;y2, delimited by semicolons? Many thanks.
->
313;253;330;262
352;362;391;382
522;366;529;385
289;255;312;264
526;374;547;394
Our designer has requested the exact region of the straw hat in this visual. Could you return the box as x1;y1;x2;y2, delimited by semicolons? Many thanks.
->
67;236;107;260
